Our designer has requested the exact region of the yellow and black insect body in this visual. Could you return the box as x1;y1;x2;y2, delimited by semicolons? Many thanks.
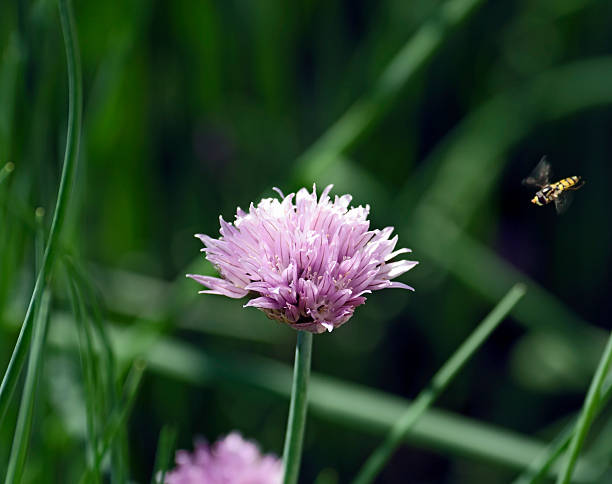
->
522;157;585;214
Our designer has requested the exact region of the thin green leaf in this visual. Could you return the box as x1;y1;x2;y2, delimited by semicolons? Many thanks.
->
556;332;612;484
151;426;178;484
34;207;45;273
65;258;125;481
4;290;51;484
352;284;526;484
66;275;101;483
511;377;612;484
0;32;21;162
293;0;486;183
0;0;82;427
78;359;146;484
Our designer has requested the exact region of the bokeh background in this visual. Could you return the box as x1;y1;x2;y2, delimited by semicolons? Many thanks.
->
1;0;612;482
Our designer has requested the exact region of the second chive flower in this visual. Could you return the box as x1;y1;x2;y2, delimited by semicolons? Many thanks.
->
188;185;417;333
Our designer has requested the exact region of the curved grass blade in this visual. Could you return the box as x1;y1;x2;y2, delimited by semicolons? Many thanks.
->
0;0;82;427
4;290;51;484
352;283;526;484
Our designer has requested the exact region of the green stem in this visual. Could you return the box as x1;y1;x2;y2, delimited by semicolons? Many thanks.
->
0;0;82;426
4;291;51;484
282;331;313;484
556;331;612;484
353;283;526;484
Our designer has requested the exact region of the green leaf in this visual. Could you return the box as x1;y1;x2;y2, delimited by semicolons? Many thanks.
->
151;426;177;484
4;290;51;484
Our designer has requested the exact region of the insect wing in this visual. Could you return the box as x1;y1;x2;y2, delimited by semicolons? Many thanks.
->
554;191;574;214
522;156;552;187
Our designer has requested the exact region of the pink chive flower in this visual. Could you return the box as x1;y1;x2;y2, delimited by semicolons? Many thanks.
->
165;433;282;484
187;184;417;333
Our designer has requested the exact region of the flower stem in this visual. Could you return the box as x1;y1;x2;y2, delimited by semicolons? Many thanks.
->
352;283;526;484
0;0;82;427
555;330;612;484
282;331;313;484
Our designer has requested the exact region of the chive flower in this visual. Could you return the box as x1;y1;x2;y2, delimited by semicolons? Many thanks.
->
188;185;417;333
166;432;281;484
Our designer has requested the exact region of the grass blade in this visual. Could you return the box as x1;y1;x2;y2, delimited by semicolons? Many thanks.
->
0;0;82;426
78;359;146;484
512;377;612;483
65;258;125;481
151;426;178;484
293;0;485;183
66;274;101;483
352;283;526;484
4;290;51;484
555;332;612;484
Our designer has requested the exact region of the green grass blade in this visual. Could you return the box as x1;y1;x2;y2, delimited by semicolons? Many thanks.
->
352;284;526;484
511;391;612;484
0;0;82;427
151;426;177;484
78;359;146;484
293;0;485;183
556;332;612;484
0;32;21;163
66;275;101;483
4;290;51;484
34;207;45;273
65;258;125;481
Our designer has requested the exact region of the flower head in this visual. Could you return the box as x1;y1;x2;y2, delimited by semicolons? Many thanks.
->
188;185;417;333
166;432;282;484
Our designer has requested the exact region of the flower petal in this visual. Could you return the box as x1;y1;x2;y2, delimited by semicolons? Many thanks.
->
186;274;248;298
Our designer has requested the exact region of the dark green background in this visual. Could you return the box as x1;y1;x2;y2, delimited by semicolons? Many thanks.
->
1;0;611;482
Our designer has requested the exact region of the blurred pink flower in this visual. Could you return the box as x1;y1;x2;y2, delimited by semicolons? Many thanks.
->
166;432;282;484
188;184;417;333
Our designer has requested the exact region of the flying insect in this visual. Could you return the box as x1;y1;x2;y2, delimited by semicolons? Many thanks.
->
522;157;585;214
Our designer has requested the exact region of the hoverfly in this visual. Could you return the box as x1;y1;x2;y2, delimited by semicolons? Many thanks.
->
522;156;585;214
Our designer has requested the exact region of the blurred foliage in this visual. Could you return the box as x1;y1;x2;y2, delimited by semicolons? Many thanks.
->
1;0;612;483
